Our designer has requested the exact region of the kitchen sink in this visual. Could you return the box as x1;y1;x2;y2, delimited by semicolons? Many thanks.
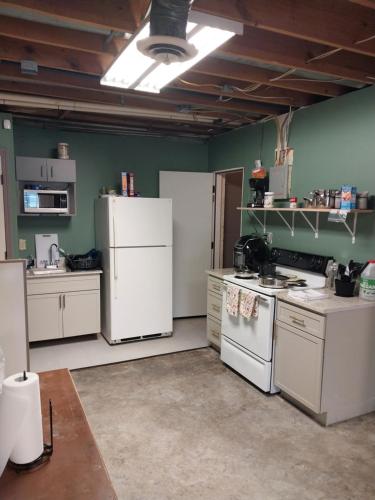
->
28;269;67;276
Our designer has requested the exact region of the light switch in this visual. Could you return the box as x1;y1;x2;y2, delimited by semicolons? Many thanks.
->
19;239;27;251
2;119;12;130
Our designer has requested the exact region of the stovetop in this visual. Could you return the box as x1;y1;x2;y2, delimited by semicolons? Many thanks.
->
224;265;327;297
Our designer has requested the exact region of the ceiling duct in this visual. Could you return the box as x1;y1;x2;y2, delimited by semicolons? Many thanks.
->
137;0;197;64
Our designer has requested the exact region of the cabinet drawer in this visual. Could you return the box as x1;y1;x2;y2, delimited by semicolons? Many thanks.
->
274;322;324;413
207;292;222;320
207;275;223;296
277;301;325;339
207;316;221;347
27;275;100;295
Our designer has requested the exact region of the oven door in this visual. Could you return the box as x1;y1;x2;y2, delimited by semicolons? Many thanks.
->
221;282;275;361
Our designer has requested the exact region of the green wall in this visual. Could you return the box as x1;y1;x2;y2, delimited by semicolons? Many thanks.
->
13;123;208;257
208;85;375;264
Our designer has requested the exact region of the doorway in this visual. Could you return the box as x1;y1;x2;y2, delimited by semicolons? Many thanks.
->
0;150;11;260
214;168;244;269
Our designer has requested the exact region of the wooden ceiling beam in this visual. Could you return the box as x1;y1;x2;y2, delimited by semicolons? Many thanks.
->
0;0;137;32
0;35;111;74
0;63;283;117
194;0;375;58
172;72;321;107
0;15;124;55
219;27;375;84
349;0;375;9
191;57;351;97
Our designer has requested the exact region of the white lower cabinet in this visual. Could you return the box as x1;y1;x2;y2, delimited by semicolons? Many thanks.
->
63;291;100;338
27;274;101;342
28;294;63;341
206;274;225;349
274;322;324;414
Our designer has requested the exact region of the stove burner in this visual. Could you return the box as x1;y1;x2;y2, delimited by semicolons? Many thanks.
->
234;274;257;280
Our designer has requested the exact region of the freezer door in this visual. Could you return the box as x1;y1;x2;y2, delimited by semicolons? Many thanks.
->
221;284;275;361
109;197;172;247
109;247;172;340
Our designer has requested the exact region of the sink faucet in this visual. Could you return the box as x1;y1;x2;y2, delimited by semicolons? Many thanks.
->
49;243;59;267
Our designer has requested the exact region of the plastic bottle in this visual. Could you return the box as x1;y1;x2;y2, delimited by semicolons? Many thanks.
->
359;261;375;301
0;345;5;393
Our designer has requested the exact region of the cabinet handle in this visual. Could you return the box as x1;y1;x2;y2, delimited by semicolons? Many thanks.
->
41;165;44;178
212;304;221;312
59;294;62;309
63;294;66;309
212;284;221;292
290;315;306;327
50;165;54;178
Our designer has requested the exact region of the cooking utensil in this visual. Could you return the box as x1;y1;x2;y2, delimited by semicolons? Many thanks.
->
258;274;289;289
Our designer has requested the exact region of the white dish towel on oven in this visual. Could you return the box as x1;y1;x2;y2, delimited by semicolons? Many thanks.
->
226;285;240;317
240;289;259;320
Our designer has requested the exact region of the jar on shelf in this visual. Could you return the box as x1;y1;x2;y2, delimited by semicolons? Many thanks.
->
264;192;274;208
289;196;298;209
357;191;368;210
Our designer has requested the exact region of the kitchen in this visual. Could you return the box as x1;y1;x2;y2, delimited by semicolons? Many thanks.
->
1;1;375;499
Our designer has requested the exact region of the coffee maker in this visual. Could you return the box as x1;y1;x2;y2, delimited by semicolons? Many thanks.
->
233;234;270;277
248;176;269;207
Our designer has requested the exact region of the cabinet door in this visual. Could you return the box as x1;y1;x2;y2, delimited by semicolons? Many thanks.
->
274;323;324;413
27;294;62;341
47;159;76;182
16;157;47;181
62;290;100;338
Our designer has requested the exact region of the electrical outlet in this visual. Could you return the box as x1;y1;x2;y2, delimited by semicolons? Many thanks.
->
19;239;27;251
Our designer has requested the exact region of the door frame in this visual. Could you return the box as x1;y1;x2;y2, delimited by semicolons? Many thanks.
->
0;149;13;258
213;167;244;269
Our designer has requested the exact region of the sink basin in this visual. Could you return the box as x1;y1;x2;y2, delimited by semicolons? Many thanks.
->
29;269;67;276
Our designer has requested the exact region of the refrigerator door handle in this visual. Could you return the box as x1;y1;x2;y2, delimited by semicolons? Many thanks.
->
113;217;118;281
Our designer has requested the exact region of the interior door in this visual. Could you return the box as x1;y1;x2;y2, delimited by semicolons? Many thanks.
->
159;171;214;317
110;246;172;340
0;155;6;259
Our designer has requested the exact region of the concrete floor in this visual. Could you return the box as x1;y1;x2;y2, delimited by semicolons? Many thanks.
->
72;348;375;500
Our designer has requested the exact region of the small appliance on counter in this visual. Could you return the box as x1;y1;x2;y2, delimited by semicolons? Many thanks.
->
248;161;269;207
233;234;270;277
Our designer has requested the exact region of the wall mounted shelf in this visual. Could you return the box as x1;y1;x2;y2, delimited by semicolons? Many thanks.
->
238;207;373;244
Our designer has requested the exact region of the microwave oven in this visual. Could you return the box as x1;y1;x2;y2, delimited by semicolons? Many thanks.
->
23;189;69;214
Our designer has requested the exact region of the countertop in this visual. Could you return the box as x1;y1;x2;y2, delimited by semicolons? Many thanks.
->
26;269;103;279
206;268;235;280
277;288;375;315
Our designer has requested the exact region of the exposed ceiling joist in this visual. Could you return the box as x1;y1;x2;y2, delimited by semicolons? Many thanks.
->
194;0;375;58
192;57;352;97
0;35;109;74
0;63;284;117
0;14;124;55
349;0;375;8
0;0;137;32
220;28;375;84
173;72;320;107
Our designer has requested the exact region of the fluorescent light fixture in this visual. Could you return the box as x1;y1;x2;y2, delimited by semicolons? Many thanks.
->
101;12;243;94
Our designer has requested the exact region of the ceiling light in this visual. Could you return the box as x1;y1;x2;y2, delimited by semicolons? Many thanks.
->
101;12;243;94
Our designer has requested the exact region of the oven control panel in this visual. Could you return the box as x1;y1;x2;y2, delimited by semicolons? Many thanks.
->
271;248;333;275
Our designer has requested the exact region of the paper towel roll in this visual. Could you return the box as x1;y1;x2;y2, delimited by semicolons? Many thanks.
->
0;372;44;474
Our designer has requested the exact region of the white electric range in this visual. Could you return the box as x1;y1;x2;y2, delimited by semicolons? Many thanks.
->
220;249;331;394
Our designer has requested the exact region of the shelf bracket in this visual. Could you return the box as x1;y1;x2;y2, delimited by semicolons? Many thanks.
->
300;211;320;239
249;210;267;233
341;212;358;244
276;210;295;237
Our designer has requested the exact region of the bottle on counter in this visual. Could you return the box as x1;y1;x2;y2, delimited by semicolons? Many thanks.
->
359;261;375;301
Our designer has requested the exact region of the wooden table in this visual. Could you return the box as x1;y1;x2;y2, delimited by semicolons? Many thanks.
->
0;369;117;500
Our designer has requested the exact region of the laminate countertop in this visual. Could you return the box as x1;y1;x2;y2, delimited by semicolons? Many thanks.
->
26;269;103;279
277;288;375;315
206;268;235;280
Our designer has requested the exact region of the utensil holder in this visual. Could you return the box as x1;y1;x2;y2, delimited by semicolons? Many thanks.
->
335;279;355;297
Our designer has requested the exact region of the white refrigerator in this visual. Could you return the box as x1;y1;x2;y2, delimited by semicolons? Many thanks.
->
95;197;173;344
